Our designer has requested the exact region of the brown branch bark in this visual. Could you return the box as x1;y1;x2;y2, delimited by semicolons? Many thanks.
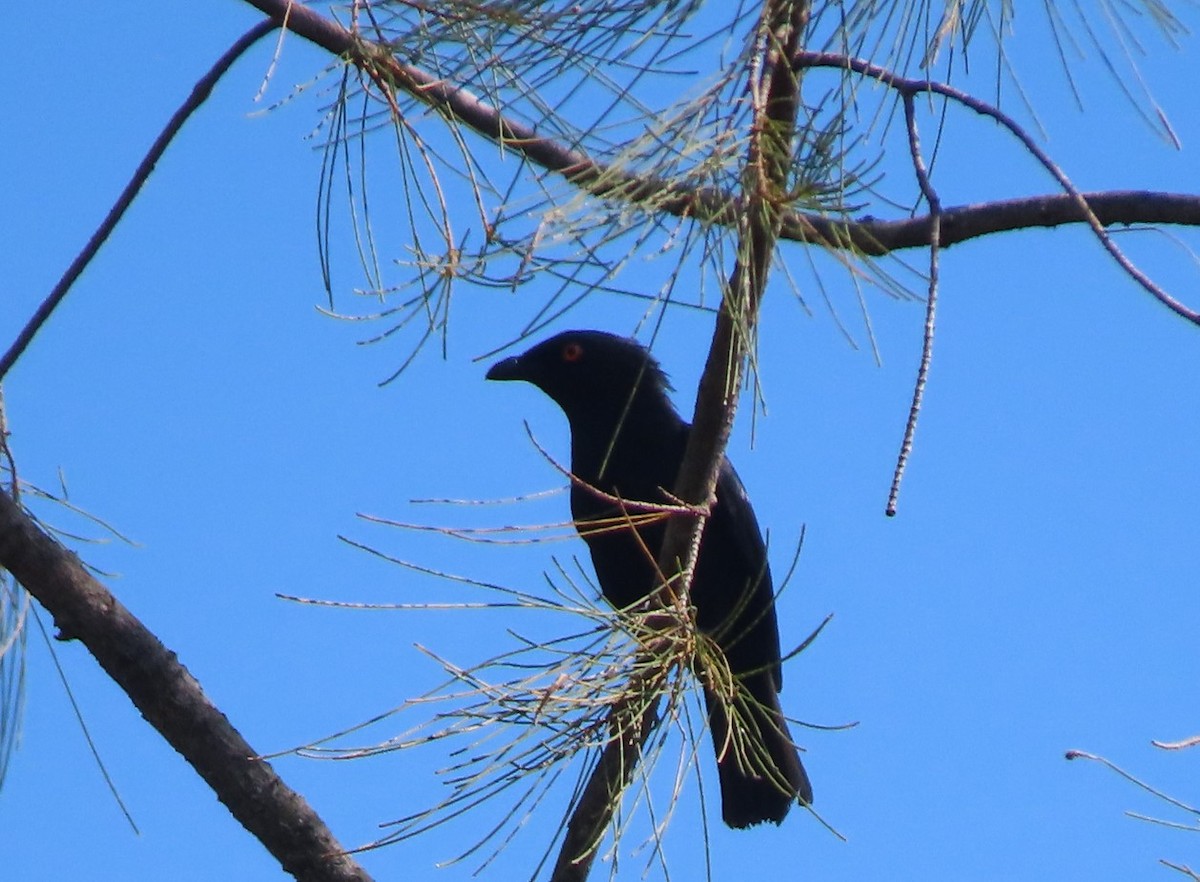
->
676;0;810;517
792;50;1199;324
550;667;663;882
0;491;372;882
237;2;1200;263
793;190;1200;254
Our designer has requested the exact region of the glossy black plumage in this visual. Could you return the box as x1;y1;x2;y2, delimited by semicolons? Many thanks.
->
487;330;811;828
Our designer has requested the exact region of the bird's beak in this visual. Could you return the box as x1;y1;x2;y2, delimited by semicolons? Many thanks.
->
485;355;525;382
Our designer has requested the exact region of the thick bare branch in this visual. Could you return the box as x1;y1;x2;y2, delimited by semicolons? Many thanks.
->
0;492;372;882
794;190;1200;254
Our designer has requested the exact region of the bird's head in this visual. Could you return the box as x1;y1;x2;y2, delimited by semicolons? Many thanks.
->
486;330;676;430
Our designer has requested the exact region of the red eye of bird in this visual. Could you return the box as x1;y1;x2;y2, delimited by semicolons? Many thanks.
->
562;342;584;362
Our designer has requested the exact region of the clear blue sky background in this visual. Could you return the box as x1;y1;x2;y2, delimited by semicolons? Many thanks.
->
3;4;1198;881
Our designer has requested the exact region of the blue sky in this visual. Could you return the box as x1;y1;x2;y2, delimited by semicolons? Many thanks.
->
3;4;1199;881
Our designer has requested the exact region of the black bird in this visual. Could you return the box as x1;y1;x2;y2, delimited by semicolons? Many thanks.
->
487;329;811;828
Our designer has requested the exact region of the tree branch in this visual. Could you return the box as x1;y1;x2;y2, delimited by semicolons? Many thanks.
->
549;3;812;878
793;190;1200;254
0;20;277;384
549;662;664;882
675;0;810;521
793;50;1199;324
0;491;372;882
885;93;943;518
236;2;1200;266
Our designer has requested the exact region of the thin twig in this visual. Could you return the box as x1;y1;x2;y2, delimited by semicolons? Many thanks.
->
793;50;1200;325
1065;749;1200;816
1161;859;1200;881
886;93;943;516
0;20;278;382
1153;735;1200;751
28;603;138;831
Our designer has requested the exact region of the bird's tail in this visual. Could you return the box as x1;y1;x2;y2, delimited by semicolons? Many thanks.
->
704;672;812;829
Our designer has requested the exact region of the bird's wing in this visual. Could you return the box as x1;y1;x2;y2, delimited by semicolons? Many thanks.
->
712;457;784;692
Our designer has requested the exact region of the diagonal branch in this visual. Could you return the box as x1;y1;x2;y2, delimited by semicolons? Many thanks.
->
550;3;812;879
0;491;373;882
0;20;277;384
676;0;811;525
237;3;1200;267
10;14;1195;388
549;654;666;882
